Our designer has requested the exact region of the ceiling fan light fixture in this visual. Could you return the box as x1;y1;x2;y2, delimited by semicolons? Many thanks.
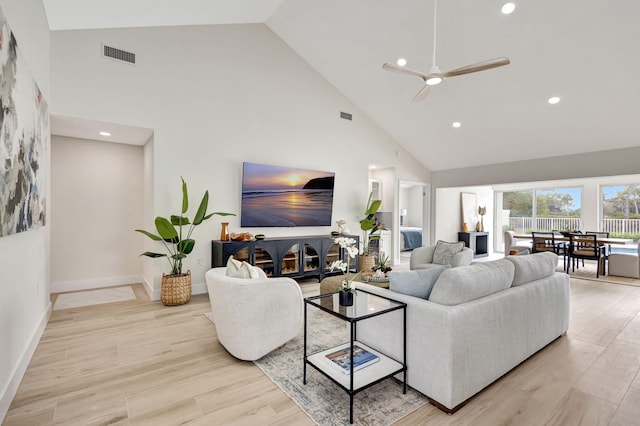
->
548;96;560;104
426;77;442;86
501;3;516;14
452;122;461;128
396;58;407;67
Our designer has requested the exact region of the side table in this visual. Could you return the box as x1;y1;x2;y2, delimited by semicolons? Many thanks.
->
303;289;407;424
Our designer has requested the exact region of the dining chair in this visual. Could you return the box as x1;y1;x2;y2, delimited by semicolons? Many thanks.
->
585;231;611;256
567;233;607;278
531;231;567;270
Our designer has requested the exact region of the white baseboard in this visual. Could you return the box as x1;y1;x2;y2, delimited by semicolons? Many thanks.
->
51;274;209;302
0;301;52;423
51;274;143;294
148;280;208;301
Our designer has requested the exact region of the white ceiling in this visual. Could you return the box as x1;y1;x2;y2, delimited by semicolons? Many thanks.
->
42;0;640;171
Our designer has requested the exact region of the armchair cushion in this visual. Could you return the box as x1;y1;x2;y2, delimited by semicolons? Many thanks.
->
388;265;450;299
432;240;465;265
410;244;473;270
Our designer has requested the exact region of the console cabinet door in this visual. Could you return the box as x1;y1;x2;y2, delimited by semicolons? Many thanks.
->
254;241;278;276
279;242;301;276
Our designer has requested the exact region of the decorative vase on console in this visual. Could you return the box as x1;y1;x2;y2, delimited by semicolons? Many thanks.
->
478;206;486;232
329;237;361;307
220;222;230;241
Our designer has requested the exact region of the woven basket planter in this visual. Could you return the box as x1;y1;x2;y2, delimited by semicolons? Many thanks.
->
359;254;376;274
161;271;191;306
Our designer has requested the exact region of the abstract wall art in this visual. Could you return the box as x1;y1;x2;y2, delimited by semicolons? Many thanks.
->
0;5;49;237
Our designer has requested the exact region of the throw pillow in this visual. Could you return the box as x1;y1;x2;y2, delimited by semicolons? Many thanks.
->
388;265;450;299
225;256;261;279
432;240;465;265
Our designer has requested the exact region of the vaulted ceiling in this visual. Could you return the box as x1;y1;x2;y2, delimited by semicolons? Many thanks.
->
42;0;640;171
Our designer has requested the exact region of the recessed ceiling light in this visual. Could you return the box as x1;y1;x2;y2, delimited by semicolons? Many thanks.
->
396;58;407;67
452;122;462;128
548;96;560;104
99;131;111;136
501;3;516;14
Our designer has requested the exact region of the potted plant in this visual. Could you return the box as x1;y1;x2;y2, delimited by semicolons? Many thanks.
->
329;237;361;306
359;191;382;273
372;253;392;274
135;177;235;305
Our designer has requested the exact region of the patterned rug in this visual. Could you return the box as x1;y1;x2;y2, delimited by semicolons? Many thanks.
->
558;259;640;287
208;308;428;425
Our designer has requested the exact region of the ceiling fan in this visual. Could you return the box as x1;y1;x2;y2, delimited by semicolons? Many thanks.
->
382;0;510;102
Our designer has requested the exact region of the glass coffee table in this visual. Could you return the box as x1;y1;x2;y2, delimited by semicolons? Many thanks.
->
303;289;407;424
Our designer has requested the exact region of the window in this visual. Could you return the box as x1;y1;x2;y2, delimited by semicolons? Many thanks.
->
602;184;640;240
496;187;581;251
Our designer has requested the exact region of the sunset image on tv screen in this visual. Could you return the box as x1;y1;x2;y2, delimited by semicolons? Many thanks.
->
241;162;335;227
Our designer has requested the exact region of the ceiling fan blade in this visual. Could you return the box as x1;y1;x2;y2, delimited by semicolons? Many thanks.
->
411;84;431;103
382;63;430;80
442;57;510;78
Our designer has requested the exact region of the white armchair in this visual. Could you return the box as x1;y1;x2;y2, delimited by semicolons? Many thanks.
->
410;244;473;270
504;231;531;257
608;245;640;278
205;267;304;361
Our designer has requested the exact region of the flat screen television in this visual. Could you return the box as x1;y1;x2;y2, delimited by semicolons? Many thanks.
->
241;162;335;227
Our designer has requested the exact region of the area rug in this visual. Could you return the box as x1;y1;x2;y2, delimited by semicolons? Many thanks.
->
53;286;136;310
205;309;428;425
557;259;640;288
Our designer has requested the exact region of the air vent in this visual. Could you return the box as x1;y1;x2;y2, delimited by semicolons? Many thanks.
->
340;111;352;121
102;44;136;64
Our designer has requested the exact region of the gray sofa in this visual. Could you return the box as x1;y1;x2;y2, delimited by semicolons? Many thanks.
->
355;252;570;412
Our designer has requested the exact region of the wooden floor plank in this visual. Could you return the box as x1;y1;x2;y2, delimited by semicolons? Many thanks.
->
5;279;640;425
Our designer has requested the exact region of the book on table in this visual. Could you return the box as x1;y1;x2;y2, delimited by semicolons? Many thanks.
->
325;345;380;374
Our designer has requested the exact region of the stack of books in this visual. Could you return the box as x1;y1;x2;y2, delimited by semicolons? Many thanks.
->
325;345;379;374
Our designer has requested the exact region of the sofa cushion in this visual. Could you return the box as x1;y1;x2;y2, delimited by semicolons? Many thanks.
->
432;240;465;265
429;259;515;306
505;251;558;286
388;265;450;299
226;256;261;279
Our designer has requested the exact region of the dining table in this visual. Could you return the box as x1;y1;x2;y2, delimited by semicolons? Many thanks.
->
513;234;634;245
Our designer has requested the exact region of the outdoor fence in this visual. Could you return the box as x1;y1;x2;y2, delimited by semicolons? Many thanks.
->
508;217;640;235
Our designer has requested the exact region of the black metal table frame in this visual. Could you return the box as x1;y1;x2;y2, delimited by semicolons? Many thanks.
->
303;289;407;424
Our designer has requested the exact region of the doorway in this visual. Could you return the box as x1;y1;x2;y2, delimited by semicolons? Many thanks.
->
398;181;429;266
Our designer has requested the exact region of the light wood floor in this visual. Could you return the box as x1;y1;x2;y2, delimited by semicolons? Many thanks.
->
4;277;640;425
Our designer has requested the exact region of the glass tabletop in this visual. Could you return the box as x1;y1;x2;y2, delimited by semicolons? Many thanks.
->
305;289;405;321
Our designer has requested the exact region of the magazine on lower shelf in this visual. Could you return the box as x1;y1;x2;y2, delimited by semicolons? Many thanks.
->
325;344;380;374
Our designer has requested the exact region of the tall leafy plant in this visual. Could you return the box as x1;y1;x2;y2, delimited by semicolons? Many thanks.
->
359;191;382;254
136;178;235;275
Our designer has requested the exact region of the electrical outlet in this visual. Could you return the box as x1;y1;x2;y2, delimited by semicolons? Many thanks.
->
196;258;204;267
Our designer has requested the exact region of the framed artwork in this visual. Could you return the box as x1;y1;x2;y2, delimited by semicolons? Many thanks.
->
461;192;477;232
0;5;49;237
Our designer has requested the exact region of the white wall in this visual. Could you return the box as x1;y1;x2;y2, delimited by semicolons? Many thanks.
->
50;136;144;292
434;186;493;251
50;24;429;298
0;0;50;421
